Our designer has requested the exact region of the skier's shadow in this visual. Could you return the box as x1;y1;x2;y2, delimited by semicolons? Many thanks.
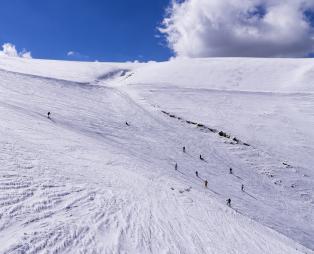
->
48;117;56;123
199;158;208;163
183;152;194;158
176;169;187;177
243;191;257;200
229;172;242;180
234;174;243;180
208;187;220;195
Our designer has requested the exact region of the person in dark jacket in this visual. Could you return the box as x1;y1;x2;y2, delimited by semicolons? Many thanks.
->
195;171;199;177
226;198;231;207
47;112;51;119
175;163;178;170
229;168;233;174
241;184;244;191
200;154;204;160
204;180;208;188
183;146;186;153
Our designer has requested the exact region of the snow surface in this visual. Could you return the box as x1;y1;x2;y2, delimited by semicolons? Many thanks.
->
0;56;313;253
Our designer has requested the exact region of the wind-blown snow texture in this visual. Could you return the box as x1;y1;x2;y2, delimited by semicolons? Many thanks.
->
0;55;313;253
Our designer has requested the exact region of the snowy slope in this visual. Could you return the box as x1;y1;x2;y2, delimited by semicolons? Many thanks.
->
0;56;313;253
123;57;314;92
121;57;314;182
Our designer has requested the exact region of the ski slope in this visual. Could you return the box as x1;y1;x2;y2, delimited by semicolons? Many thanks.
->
0;56;313;253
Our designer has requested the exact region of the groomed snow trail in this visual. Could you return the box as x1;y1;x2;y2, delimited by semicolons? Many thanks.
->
0;59;313;253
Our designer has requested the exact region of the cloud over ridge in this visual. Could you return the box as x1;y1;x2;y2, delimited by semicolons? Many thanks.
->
160;0;314;57
0;43;32;59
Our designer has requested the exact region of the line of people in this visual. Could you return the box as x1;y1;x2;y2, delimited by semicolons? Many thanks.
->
175;146;246;207
47;112;241;208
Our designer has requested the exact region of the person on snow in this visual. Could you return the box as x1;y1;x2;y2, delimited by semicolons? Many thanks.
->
195;171;199;177
241;184;244;191
183;146;186;153
229;167;233;174
226;198;231;207
200;154;204;160
47;112;51;119
125;121;130;126
175;163;178;170
204;180;208;188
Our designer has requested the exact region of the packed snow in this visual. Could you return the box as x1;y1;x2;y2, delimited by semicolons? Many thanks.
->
0;55;313;253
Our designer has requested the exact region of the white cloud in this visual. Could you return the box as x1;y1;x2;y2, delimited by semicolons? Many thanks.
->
0;43;32;58
20;49;32;59
67;51;75;56
160;0;314;57
66;50;89;60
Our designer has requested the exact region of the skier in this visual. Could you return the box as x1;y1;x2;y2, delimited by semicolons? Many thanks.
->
125;121;130;126
47;112;51;119
229;167;233;174
183;146;186;153
204;180;208;188
241;184;244;191
200;154;204;160
175;163;178;170
195;171;199;177
226;198;231;207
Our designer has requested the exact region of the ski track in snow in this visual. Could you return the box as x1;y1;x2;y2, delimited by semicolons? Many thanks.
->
0;60;313;253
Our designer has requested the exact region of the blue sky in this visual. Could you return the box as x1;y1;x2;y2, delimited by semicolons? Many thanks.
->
0;0;172;62
1;0;314;61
